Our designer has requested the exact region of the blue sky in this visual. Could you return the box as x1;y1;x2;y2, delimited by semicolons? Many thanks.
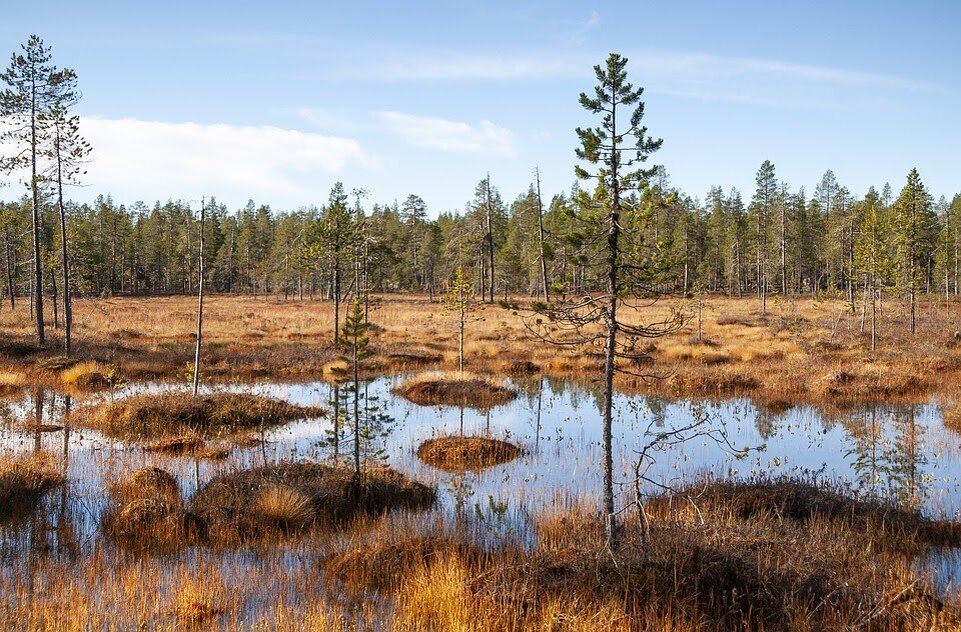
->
2;0;959;214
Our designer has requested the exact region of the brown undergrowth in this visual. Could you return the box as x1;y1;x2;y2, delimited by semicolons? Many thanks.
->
102;467;203;553
323;478;961;631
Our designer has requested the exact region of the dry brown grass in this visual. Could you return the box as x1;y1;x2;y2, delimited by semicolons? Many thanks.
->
417;436;522;471
167;576;227;629
75;391;325;440
396;371;518;409
190;461;435;542
143;434;205;455
255;484;314;529
2;475;959;630
0;293;959;413
321;479;960;631
0;453;65;519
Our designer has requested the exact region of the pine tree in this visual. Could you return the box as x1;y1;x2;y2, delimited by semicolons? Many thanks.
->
893;169;937;334
535;53;681;549
748;160;776;314
42;102;90;355
343;296;370;486
1;35;79;344
443;267;475;373
854;187;893;350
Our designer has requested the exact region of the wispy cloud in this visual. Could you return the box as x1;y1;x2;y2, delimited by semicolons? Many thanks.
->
372;53;578;81
295;107;363;132
78;118;375;206
375;111;516;157
356;47;945;106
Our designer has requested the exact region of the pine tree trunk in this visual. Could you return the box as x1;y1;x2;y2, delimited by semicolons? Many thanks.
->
535;168;549;302
192;199;206;397
57;142;73;356
30;80;45;345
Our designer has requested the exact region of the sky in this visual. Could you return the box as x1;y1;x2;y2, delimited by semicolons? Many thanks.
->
1;0;959;215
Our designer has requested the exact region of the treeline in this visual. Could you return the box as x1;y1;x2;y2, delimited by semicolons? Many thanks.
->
2;35;959;341
1;163;957;305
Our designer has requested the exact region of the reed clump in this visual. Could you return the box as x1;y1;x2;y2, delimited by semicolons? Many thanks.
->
77;391;324;440
396;371;517;409
417;436;522;471
190;461;435;542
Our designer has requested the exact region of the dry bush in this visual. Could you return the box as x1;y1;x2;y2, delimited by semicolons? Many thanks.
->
417;436;522;471
396;371;517;410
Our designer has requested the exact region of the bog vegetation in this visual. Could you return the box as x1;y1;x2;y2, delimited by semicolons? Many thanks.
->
2;35;961;630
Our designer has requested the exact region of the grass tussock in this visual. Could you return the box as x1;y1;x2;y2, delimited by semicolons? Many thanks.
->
167;576;227;628
501;359;541;375
190;461;435;542
417;436;522;471
60;360;117;390
0;453;65;519
77;392;324;440
255;484;314;529
0;370;26;392
102;467;202;553
396;371;517;410
818;366;929;403
324;478;959;631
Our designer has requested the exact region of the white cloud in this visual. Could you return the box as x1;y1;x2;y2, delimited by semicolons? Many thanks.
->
77;117;375;206
375;111;515;157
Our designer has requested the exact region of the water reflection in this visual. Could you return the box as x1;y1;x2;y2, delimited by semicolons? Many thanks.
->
0;379;957;560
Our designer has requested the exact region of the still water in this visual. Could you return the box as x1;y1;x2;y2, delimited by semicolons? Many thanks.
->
1;375;959;599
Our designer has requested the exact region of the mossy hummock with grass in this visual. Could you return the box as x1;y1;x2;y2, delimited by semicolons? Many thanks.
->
395;371;518;410
76;392;325;441
190;461;435;542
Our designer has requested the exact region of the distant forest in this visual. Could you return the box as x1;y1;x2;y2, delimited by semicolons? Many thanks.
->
2;35;958;321
1;166;958;305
